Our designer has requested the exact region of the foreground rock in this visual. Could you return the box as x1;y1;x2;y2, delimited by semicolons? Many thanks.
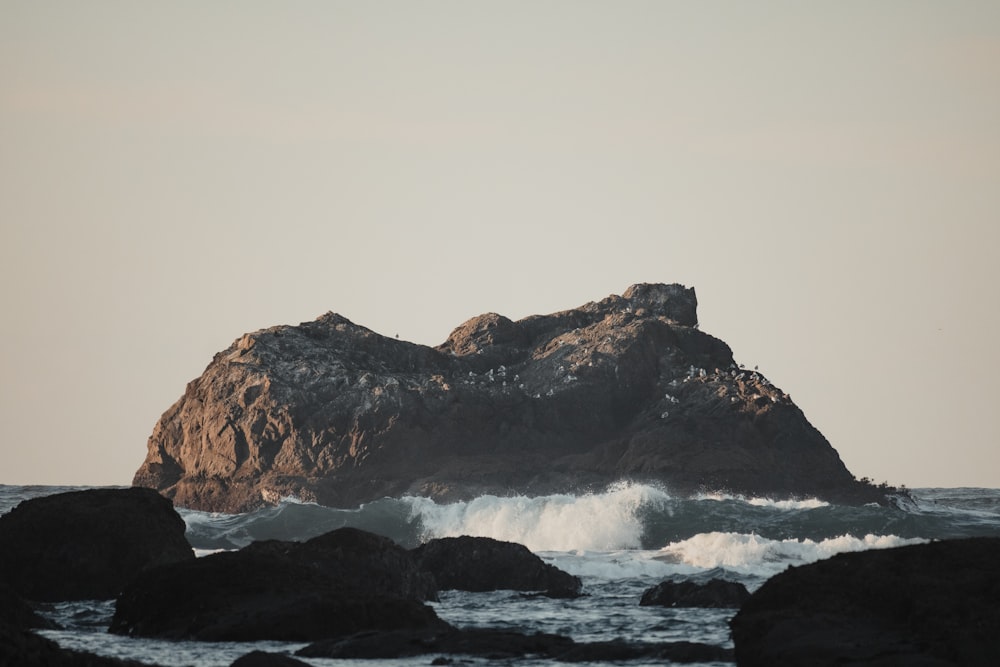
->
1;584;160;667
110;527;443;641
298;627;734;663
134;283;887;512
0;584;55;631
730;537;1000;666
0;488;193;601
0;625;160;667
412;536;582;597
640;578;750;608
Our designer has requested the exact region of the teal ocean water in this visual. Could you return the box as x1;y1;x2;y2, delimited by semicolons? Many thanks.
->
3;483;999;666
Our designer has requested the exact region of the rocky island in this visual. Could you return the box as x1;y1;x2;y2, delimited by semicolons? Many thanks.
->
134;283;885;512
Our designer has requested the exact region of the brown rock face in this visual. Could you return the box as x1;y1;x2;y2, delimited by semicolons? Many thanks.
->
134;283;882;512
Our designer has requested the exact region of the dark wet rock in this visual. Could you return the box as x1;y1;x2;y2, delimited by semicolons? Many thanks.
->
0;583;57;630
640;578;750;608
412;535;582;596
133;283;888;512
247;527;437;601
298;627;732;663
0;623;158;667
0;488;193;601
730;537;1000;666
110;527;445;641
229;650;312;667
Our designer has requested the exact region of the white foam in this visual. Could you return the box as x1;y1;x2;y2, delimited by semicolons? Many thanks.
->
406;482;672;552
657;531;927;576
745;497;829;510
694;492;829;510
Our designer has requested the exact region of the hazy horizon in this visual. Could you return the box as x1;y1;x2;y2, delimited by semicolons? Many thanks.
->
2;2;998;491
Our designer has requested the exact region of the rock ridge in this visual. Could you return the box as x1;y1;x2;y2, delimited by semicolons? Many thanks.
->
134;283;884;512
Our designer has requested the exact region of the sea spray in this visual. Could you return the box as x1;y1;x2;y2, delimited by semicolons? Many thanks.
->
407;482;673;551
656;531;927;576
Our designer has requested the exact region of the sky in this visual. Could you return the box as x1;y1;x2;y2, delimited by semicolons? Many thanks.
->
2;1;998;490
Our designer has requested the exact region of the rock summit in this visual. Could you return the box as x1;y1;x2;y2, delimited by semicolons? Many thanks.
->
134;283;883;512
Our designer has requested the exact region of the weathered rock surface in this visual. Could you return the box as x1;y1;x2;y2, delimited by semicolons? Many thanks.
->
729;537;1000;666
110;527;443;641
0;488;194;601
134;283;886;512
640;578;750;608
412;536;582;596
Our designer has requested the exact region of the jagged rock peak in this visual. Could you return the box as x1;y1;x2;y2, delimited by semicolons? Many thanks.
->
438;283;697;356
622;283;697;326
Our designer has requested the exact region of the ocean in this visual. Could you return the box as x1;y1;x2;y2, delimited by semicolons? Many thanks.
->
3;483;1000;666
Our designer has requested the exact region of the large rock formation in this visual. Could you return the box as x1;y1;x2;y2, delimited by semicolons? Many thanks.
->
0;488;194;601
729;537;1000;666
110;527;442;641
134;283;883;512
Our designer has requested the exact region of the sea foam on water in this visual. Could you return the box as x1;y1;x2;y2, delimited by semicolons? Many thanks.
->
658;530;928;576
407;482;672;552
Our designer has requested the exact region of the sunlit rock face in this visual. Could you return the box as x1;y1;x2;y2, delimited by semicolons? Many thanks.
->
133;283;882;512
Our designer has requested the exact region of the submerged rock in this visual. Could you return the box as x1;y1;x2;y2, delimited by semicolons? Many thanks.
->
134;283;888;512
297;627;733;663
729;537;1000;666
412;535;582;597
110;527;444;641
640;578;750;608
229;650;317;666
0;488;193;601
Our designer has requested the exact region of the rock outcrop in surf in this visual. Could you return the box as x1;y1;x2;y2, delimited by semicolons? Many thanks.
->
730;537;1000;665
0;488;193;601
134;283;885;512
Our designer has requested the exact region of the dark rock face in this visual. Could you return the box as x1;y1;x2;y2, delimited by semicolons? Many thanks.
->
133;283;884;512
0;624;158;667
0;584;56;631
110;527;445;642
0;488;194;601
640;578;750;608
729;537;1000;666
412;536;582;596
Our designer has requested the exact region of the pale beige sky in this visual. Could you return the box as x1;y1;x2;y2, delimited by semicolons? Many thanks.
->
2;1;998;489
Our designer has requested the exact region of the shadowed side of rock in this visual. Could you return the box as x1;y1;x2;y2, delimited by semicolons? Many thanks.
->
640;578;750;608
133;283;888;512
411;536;582;597
729;537;1000;666
0;488;194;602
110;527;445;642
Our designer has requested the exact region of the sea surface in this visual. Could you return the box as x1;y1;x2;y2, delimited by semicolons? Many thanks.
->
3;483;1000;667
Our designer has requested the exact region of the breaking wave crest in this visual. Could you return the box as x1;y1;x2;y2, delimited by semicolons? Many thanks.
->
408;482;668;551
656;531;927;576
178;483;999;569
